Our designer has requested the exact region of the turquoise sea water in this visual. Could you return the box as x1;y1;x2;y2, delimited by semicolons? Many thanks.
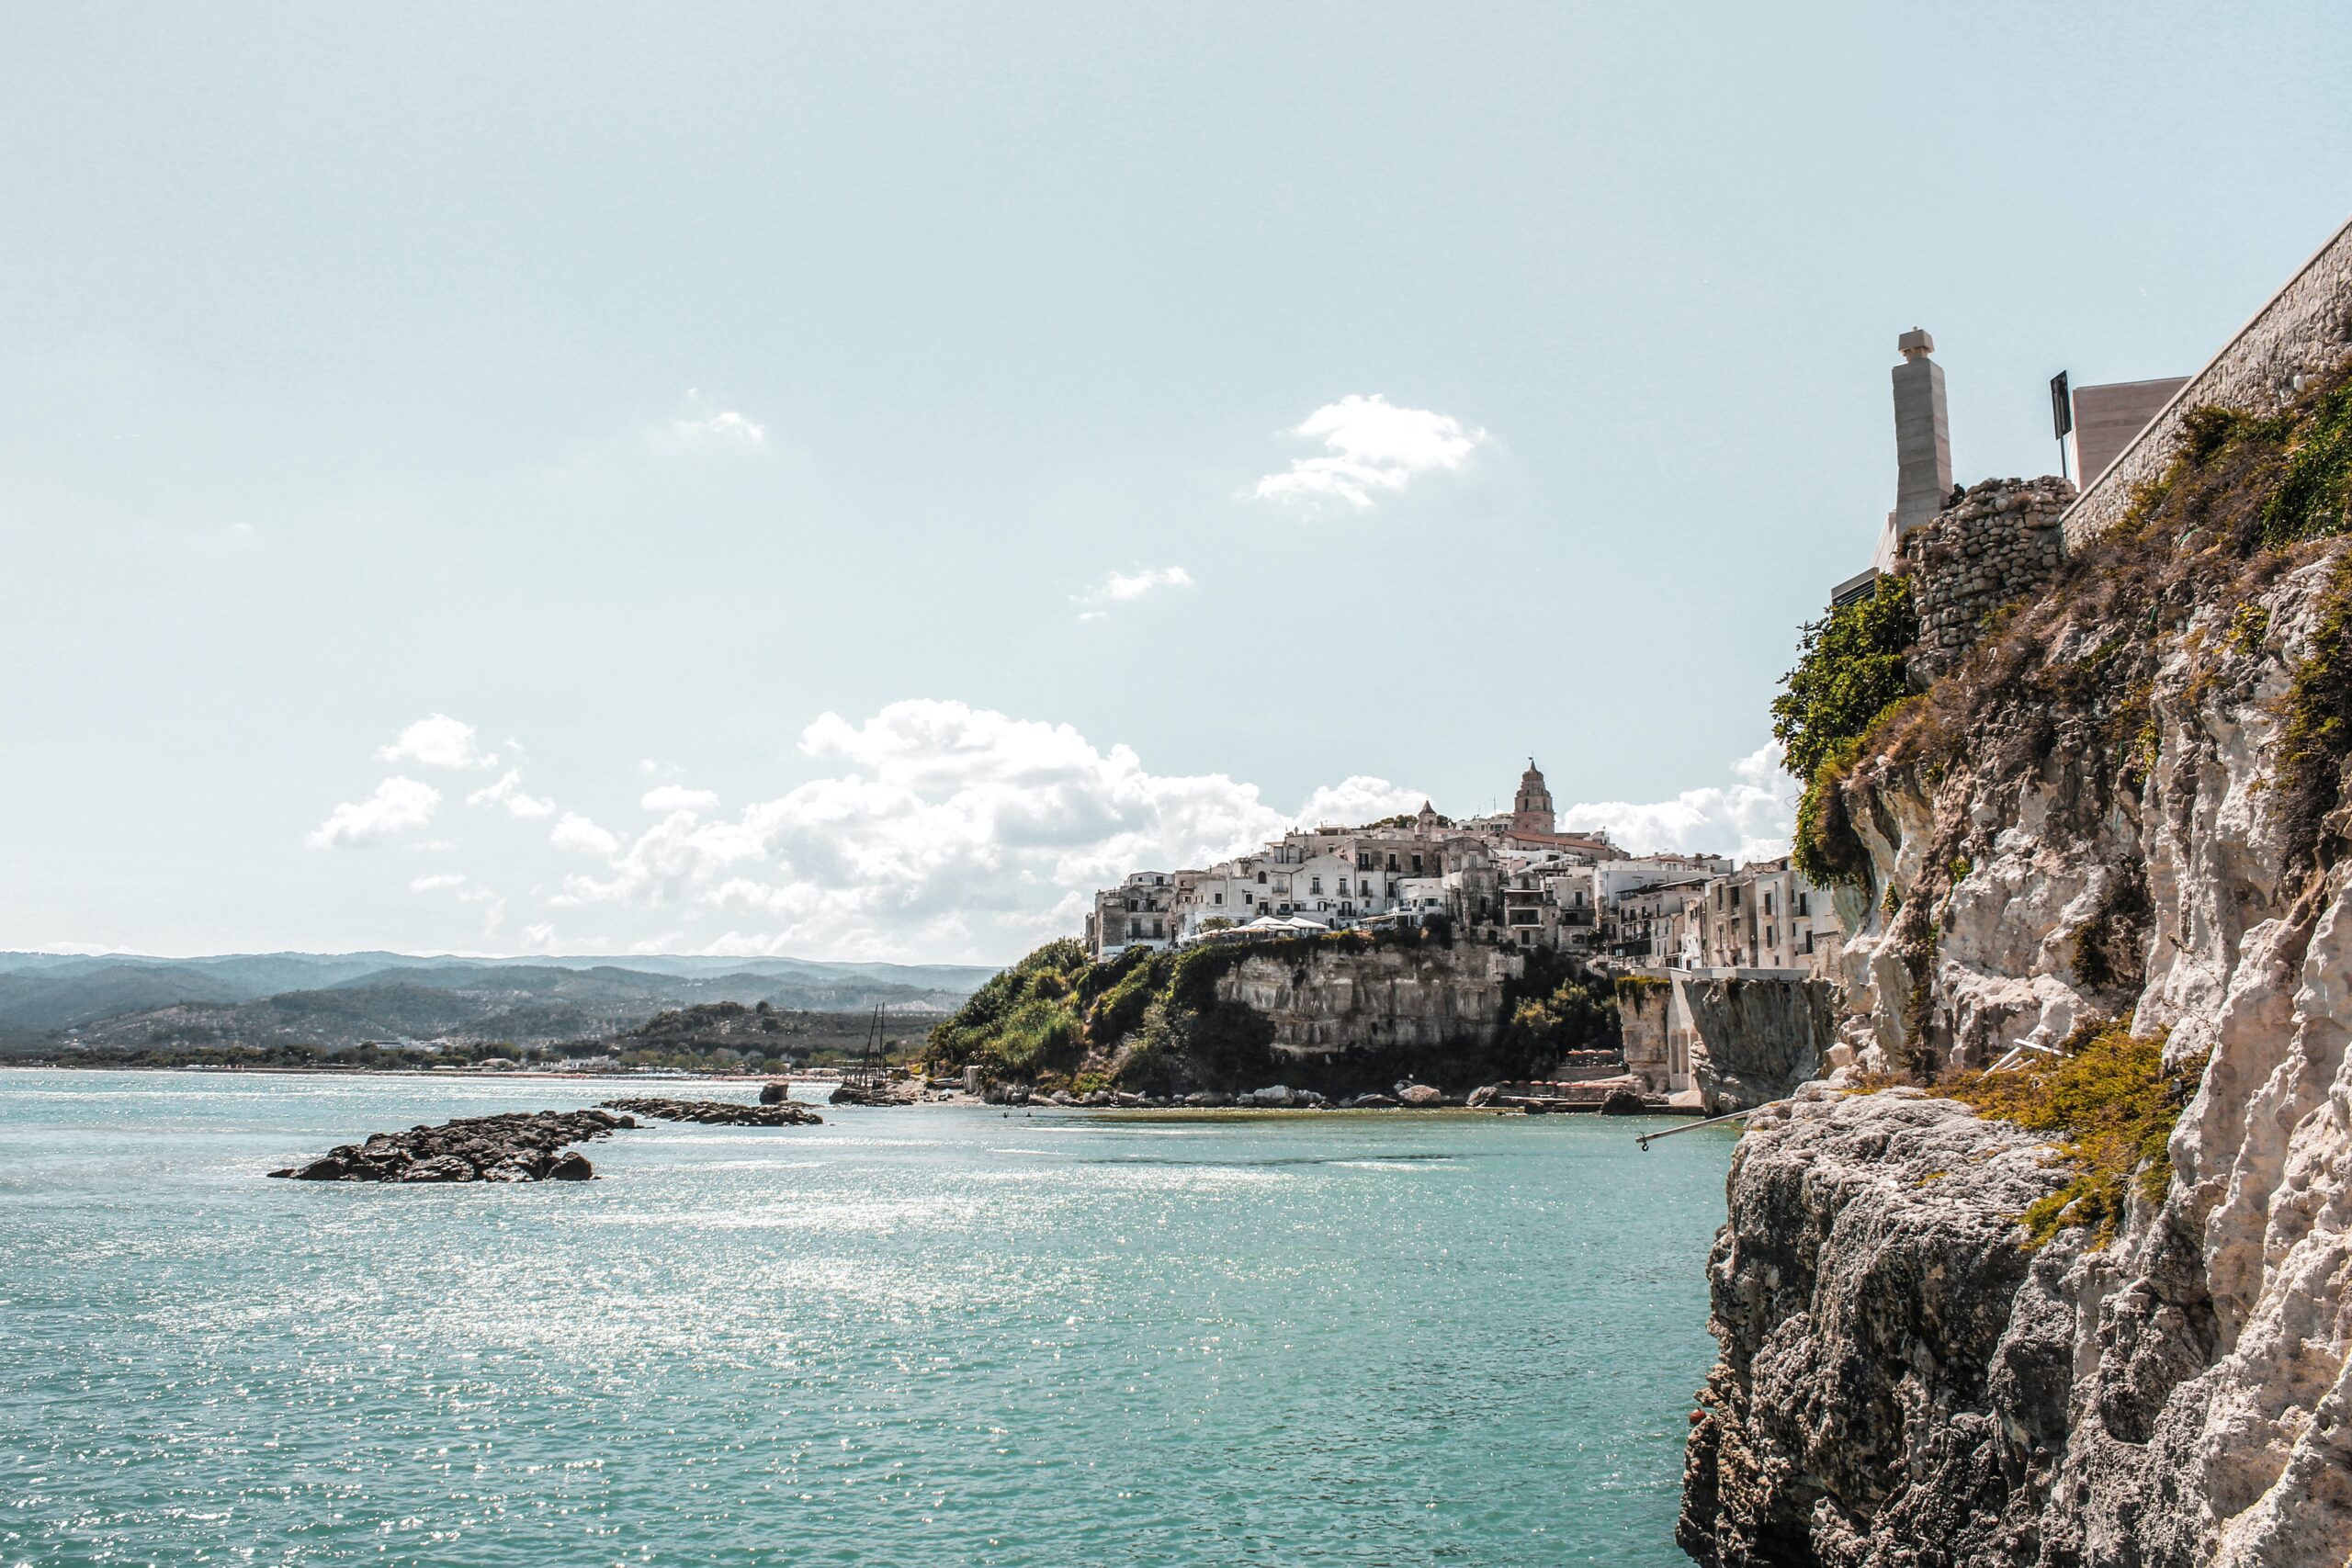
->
0;1070;1733;1567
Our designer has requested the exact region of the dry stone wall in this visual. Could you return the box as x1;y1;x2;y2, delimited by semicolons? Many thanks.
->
1901;476;2073;681
2065;214;2352;549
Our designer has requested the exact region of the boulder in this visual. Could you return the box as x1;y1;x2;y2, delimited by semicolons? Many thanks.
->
397;1155;475;1183
546;1151;594;1181
288;1155;348;1181
1350;1093;1397;1108
1397;1084;1444;1108
1598;1089;1645;1116
758;1081;790;1105
1465;1084;1499;1109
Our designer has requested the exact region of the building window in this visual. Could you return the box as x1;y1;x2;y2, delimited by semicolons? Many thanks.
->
1309;877;1322;895
1386;854;1398;872
1243;892;1253;906
1410;854;1422;874
1257;871;1267;884
1763;891;1775;917
1803;931;1815;954
1213;892;1224;905
1794;892;1810;917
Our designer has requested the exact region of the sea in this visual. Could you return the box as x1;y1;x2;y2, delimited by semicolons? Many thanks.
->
0;1070;1735;1567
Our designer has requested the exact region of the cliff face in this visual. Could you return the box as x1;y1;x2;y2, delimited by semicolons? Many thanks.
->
1683;975;1841;1112
1214;942;1519;1055
1682;341;2352;1556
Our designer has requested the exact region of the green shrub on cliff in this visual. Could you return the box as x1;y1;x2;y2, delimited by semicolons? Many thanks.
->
2276;554;2352;877
1773;576;1918;886
926;939;1091;1074
1936;1022;2204;1248
1503;951;1621;1060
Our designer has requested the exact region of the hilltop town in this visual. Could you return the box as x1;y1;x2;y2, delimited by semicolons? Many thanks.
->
1085;761;1834;978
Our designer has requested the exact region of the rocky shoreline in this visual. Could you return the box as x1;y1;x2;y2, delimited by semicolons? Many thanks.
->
599;1096;823;1126
984;1077;1672;1113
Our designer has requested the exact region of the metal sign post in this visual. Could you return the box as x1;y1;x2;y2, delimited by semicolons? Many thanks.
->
2050;371;2074;484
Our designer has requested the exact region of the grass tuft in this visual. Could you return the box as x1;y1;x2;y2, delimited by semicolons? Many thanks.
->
1932;1022;2205;1248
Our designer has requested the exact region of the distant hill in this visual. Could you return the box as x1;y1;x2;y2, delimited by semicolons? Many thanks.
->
0;952;1001;1047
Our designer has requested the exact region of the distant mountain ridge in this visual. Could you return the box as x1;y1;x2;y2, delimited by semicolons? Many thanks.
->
0;952;1001;1046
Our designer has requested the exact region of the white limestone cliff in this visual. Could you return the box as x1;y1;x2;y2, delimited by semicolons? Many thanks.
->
1680;524;2352;1559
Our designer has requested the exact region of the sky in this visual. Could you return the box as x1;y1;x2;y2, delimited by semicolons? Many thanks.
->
4;3;2348;963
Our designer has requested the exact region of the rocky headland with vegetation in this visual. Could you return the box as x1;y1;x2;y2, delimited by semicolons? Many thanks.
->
921;923;1622;1102
1679;296;2352;1561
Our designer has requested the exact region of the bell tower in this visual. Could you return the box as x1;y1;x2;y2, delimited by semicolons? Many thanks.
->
1511;760;1555;836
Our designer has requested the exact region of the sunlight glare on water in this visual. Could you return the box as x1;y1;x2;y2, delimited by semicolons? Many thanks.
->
0;1070;1733;1566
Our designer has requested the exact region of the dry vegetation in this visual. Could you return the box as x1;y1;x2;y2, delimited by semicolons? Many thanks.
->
1930;1023;2207;1248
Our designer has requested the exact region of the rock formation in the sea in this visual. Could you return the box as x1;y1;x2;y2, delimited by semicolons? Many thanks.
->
1679;222;2352;1567
598;1096;824;1126
266;1108;635;1182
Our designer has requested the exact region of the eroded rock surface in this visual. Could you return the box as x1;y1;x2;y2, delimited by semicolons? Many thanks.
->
267;1108;633;1183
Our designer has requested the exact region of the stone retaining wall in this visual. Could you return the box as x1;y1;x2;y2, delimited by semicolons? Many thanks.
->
1901;475;2074;681
2064;213;2352;550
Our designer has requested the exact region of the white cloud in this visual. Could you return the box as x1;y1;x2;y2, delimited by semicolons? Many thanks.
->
1101;565;1193;600
518;922;560;953
458;886;506;935
1072;565;1193;621
409;873;466;892
1557;745;1797;864
550;813;620;855
379;714;496;771
1295;775;1429;829
466;770;557;818
640;784;720;813
1254;394;1487;511
653;389;766;455
308;776;442;849
540;699;1426;960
